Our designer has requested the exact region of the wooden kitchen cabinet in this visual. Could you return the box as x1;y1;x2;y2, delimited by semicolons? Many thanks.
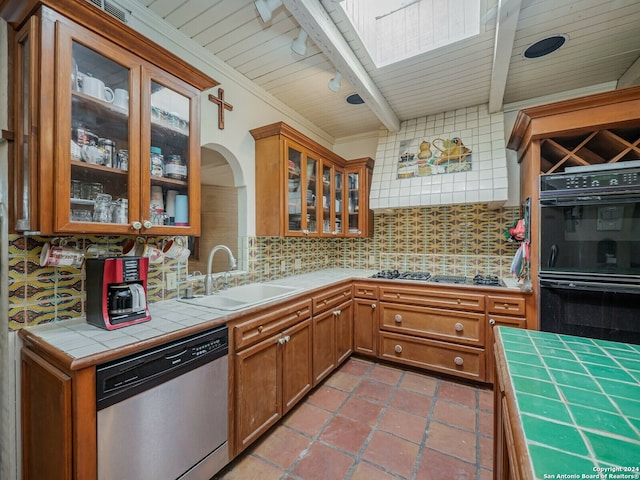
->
2;1;217;235
485;294;526;384
312;284;353;385
21;346;97;480
251;122;374;237
352;282;378;357
231;298;313;456
378;284;486;382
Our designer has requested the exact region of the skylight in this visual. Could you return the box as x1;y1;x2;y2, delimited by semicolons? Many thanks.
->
338;0;481;68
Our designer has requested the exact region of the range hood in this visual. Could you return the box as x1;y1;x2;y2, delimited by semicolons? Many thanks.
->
369;105;509;210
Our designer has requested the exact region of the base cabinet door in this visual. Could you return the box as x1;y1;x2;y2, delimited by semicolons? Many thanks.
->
235;335;280;453
281;319;313;413
335;300;353;365
312;308;336;385
22;349;73;480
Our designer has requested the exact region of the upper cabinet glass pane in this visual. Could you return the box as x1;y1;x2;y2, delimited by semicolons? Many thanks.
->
287;147;303;232
149;81;191;226
306;156;318;233
70;42;130;224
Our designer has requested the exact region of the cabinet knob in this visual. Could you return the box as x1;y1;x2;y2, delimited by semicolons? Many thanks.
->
258;325;264;332
284;335;291;342
131;221;142;230
456;298;462;304
371;303;376;309
394;344;403;354
489;318;496;325
357;230;362;236
333;310;341;316
343;291;349;296
332;231;337;236
303;229;309;235
454;356;464;366
394;314;403;323
503;303;510;309
455;322;464;332
142;220;153;229
278;337;286;345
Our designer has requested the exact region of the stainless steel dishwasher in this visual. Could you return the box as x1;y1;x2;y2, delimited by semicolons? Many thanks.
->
96;325;228;480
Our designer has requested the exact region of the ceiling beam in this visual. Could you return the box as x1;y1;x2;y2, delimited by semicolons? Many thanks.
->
618;55;640;89
488;0;522;113
280;0;401;132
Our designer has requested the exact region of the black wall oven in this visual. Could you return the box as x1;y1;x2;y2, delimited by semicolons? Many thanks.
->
538;164;640;344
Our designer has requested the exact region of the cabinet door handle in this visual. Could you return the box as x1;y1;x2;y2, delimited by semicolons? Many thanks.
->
257;325;264;332
456;298;462;304
284;335;291;342
278;337;287;345
503;303;510;309
131;221;142;230
454;322;464;332
333;309;342;316
343;291;349;296
303;229;309;235
394;344;403;354
371;303;376;309
394;314;403;323
454;356;464;366
489;318;496;325
142;220;153;229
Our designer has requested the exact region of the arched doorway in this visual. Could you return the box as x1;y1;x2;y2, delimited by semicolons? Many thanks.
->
189;144;246;275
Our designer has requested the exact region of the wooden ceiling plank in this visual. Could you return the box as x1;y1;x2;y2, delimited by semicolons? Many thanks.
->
489;0;522;113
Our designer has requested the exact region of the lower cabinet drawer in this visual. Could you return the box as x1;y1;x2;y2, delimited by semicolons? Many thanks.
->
380;332;485;381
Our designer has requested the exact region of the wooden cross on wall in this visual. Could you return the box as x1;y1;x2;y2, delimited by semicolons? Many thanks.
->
208;88;234;130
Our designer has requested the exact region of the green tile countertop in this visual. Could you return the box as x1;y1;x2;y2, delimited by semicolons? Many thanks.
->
495;327;640;480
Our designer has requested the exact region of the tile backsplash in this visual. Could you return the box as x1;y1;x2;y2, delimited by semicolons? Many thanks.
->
7;203;519;330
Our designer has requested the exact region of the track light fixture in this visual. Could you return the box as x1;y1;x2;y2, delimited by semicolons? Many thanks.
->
255;0;283;23
328;72;342;92
291;29;308;56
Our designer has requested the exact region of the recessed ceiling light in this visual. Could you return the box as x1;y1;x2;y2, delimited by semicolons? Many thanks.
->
523;34;568;59
346;93;364;105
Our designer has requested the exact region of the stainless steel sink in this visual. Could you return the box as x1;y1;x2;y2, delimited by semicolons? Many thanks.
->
178;284;302;311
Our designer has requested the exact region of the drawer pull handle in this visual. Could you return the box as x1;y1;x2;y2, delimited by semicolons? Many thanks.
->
457;298;462;304
503;303;509;309
454;356;464;366
371;303;376;309
394;345;403;354
258;326;264;333
394;314;403;323
455;322;464;332
489;318;496;325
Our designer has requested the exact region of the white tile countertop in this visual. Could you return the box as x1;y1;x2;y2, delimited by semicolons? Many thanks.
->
20;268;523;367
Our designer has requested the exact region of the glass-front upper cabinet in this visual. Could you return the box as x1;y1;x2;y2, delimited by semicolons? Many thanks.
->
142;67;200;234
285;141;318;236
320;163;344;236
346;171;361;235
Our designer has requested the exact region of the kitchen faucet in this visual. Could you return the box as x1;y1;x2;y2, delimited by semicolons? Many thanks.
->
204;244;237;295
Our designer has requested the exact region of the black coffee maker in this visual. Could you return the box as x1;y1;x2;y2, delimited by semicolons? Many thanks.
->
86;257;151;330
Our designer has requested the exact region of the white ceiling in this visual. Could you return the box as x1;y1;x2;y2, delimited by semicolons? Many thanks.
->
137;0;640;140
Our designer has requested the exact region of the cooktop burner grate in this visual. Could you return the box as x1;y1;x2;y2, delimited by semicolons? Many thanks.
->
430;275;468;284
399;271;432;281
473;274;504;286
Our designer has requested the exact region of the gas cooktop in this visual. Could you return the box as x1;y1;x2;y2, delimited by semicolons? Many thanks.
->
370;270;505;287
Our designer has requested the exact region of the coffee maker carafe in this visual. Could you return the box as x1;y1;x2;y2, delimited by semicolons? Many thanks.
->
86;257;151;330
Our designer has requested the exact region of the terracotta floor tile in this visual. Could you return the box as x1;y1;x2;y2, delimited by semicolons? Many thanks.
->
307;385;348;412
432;399;477;432
425;421;477;464
399;372;438;396
339;396;385;425
417;447;476;480
479;388;494;412
378;407;428;444
367;364;404;386
319;415;372;455
351;461;399;480
324;370;361;392
480;467;493;480
479;435;493;470
354;379;395;403
339;358;373;376
390;389;433;417
290;443;354;480
362;431;419;479
478;410;494;438
251;425;310;470
438;381;477;408
282;403;332;437
215;454;283;480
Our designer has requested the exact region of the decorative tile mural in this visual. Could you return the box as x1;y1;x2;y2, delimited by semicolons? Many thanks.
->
7;203;519;330
397;136;473;178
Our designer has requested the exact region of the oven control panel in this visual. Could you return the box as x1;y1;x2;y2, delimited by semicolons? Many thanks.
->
540;166;640;195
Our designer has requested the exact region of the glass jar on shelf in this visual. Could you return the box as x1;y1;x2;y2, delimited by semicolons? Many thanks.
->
164;154;187;181
150;146;164;177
